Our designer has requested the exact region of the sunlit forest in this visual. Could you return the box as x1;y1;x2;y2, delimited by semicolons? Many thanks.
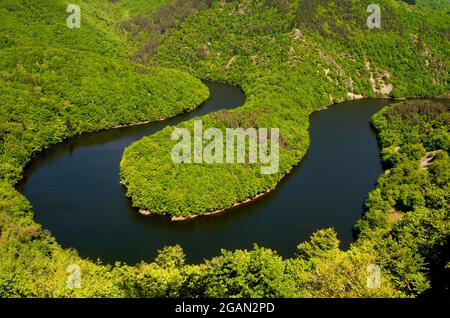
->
0;0;448;298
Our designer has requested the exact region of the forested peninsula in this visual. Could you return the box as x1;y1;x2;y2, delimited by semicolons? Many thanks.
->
120;0;448;218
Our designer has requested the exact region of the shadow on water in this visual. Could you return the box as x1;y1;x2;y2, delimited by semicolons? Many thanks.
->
17;81;391;264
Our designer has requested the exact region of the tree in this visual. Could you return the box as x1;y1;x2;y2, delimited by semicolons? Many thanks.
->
296;228;340;261
154;245;186;269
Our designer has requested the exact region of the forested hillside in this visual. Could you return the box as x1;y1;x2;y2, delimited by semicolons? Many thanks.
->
0;0;209;184
0;0;448;298
0;0;209;296
121;0;448;217
357;99;450;296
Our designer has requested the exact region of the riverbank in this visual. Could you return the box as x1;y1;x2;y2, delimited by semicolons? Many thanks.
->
22;83;392;263
138;187;275;221
133;94;389;221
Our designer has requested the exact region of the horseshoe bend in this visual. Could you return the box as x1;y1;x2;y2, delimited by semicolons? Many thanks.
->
1;0;449;300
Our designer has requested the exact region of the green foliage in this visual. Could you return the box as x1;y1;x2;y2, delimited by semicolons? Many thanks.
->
296;228;340;261
154;245;187;269
121;0;448;217
186;246;300;298
0;1;209;184
299;246;400;298
355;100;450;296
118;0;215;63
417;0;450;10
0;0;208;299
0;0;448;299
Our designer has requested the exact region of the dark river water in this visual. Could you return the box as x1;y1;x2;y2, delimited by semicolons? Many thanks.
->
17;81;391;264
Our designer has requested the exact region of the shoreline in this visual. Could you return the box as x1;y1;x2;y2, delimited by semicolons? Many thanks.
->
138;187;275;221
136;93;394;222
135;93;443;222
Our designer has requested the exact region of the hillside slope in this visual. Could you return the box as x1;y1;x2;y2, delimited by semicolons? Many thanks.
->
121;0;449;217
0;0;209;184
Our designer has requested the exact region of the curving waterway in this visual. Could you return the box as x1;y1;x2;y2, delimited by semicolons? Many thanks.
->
17;81;391;264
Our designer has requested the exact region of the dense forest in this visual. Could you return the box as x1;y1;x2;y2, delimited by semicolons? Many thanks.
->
121;0;448;217
0;0;449;298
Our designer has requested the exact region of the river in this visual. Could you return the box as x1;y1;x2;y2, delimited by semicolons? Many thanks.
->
17;81;390;264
